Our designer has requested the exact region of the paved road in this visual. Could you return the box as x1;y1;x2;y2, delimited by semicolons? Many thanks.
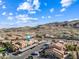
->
9;42;46;59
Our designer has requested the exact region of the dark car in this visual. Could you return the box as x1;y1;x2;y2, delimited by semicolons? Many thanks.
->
12;51;22;56
31;51;39;56
41;44;49;49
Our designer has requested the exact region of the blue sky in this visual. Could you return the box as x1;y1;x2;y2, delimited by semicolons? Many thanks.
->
0;0;79;28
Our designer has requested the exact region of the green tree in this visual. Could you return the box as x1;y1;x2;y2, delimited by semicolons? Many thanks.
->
27;56;33;59
3;42;16;52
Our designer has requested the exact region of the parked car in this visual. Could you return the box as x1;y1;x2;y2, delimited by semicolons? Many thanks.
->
12;51;22;56
31;51;39;56
41;44;49;49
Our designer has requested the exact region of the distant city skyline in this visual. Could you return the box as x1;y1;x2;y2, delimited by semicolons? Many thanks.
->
0;0;79;28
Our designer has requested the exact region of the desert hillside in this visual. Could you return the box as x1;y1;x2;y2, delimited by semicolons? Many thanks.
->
0;20;79;40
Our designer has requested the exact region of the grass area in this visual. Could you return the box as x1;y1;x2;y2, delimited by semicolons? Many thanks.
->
0;47;6;52
65;44;79;51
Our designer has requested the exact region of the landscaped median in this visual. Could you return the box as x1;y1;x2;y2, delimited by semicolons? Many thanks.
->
11;40;46;56
19;40;45;52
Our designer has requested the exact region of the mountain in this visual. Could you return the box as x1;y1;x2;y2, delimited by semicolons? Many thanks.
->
36;20;79;29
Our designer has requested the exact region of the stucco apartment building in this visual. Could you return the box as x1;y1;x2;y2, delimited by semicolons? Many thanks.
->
46;41;65;59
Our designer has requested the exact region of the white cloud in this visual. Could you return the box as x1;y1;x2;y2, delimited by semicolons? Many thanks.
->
17;0;40;11
9;13;13;15
50;8;54;13
60;0;75;7
68;18;79;21
60;8;66;12
0;0;5;7
0;0;2;3
0;0;3;5
17;2;32;11
60;0;76;12
28;11;36;14
15;14;38;22
2;12;6;15
33;0;40;10
2;5;6;9
0;0;6;11
41;16;45;19
7;16;13;20
48;16;51;19
16;14;28;21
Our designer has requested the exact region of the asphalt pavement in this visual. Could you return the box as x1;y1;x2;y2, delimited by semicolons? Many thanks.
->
9;42;46;59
